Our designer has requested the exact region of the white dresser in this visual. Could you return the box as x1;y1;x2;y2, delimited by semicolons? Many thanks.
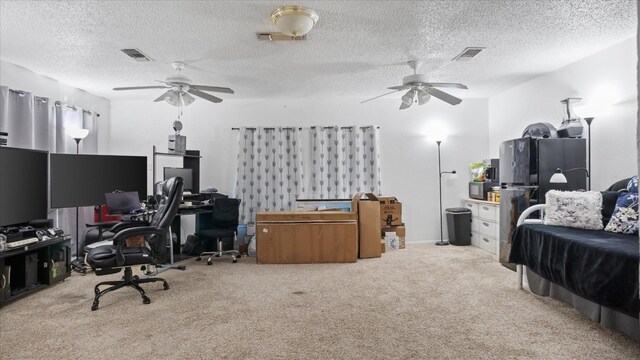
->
462;199;500;255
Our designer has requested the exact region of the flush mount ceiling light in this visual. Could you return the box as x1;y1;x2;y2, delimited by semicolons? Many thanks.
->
271;6;319;37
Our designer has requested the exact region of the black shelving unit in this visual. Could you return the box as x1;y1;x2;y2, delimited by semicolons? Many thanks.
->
0;236;71;306
152;145;201;193
152;146;206;262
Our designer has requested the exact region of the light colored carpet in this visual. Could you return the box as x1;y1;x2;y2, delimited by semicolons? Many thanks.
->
0;245;638;359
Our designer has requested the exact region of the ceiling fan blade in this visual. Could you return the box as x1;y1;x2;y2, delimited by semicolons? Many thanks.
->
361;89;402;104
190;85;235;94
427;87;462;105
188;89;223;103
427;83;468;89
113;85;168;91
153;90;174;102
388;85;410;90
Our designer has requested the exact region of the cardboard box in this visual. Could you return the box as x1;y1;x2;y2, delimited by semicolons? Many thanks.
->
382;224;406;249
354;193;382;259
379;196;402;226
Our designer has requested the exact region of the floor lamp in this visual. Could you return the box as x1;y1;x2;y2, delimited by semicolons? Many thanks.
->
436;140;456;246
66;126;89;273
584;117;594;191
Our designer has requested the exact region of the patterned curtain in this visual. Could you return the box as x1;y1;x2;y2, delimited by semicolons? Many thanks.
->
310;126;382;198
235;127;305;224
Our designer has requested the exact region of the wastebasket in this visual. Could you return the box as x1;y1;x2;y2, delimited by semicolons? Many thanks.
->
446;207;471;246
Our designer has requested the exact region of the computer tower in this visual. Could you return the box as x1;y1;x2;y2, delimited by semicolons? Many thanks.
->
9;252;39;292
24;252;38;289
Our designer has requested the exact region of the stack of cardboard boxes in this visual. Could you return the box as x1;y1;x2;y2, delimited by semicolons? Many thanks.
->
379;196;405;252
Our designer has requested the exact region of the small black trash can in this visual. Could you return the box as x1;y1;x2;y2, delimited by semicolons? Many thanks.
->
446;207;471;246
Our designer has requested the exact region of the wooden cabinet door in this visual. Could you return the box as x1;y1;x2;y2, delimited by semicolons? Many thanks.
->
256;222;357;264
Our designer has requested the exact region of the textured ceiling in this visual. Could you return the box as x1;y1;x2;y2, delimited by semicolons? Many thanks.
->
0;0;637;101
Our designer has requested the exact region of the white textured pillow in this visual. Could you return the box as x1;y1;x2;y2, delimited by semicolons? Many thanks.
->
544;190;603;230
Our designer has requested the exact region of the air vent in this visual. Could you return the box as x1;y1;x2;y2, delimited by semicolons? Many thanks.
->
120;48;152;62
452;47;485;61
257;33;307;41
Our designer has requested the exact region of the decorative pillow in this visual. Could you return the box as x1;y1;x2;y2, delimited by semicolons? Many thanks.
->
600;191;620;224
605;176;638;234
544;190;603;230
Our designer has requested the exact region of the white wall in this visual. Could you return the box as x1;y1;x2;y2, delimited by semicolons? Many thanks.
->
0;60;111;152
109;97;490;242
488;37;638;190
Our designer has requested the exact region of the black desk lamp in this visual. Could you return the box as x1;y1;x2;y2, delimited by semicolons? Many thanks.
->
436;140;456;246
66;126;89;273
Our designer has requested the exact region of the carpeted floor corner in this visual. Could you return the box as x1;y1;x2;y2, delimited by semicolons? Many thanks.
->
0;244;638;359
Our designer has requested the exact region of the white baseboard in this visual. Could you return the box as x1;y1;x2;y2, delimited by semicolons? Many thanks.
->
407;239;448;245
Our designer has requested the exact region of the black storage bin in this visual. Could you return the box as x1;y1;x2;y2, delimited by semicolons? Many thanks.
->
446;208;471;246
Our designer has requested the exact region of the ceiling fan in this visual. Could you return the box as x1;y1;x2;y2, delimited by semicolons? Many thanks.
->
112;62;234;106
362;61;468;109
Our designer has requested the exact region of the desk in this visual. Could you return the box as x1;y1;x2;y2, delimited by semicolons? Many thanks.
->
167;205;212;262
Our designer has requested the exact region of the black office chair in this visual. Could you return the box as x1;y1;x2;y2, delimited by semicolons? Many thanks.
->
86;177;183;311
196;197;241;265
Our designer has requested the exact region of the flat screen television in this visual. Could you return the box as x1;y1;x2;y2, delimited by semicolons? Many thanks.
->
0;147;48;227
163;167;193;192
50;154;147;208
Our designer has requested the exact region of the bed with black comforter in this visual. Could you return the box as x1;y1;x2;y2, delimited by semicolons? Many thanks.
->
509;223;639;318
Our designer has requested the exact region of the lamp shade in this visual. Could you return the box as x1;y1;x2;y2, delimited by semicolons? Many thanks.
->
271;6;319;36
549;168;568;184
401;90;415;106
65;126;89;140
163;90;195;107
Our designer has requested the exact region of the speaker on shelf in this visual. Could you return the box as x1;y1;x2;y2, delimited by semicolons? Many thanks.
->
29;219;54;229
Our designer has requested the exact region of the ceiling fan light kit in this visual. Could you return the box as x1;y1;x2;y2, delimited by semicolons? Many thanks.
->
271;6;319;36
361;60;468;109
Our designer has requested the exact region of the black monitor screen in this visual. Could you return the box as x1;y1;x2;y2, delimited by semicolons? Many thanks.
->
0;147;48;227
163;167;193;192
105;191;141;215
50;154;147;208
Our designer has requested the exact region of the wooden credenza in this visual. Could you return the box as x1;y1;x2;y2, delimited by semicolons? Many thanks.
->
256;211;358;264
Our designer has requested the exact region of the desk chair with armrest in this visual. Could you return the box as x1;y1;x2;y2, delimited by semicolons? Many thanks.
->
85;205;121;246
196;197;241;265
86;177;183;311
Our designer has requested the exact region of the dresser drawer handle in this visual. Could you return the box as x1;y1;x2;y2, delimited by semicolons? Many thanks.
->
482;206;489;210
483;237;490;243
467;204;473;208
483;222;489;227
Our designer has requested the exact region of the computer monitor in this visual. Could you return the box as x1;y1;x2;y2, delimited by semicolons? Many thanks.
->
50;154;147;208
104;192;141;215
163;167;193;192
0;147;48;227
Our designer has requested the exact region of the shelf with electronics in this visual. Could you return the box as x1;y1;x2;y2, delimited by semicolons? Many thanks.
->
0;234;71;306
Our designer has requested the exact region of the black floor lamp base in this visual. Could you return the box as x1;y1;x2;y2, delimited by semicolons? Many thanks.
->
71;258;87;274
435;241;449;246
